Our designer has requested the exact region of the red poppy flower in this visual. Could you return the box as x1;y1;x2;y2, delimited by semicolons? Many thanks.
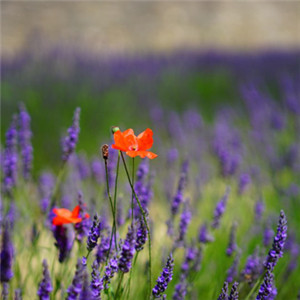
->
112;128;158;159
52;205;90;226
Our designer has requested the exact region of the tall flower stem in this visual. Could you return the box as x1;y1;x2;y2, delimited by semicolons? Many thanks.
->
113;152;121;250
49;161;67;209
125;252;139;300
131;157;135;224
104;157;118;255
120;152;152;298
115;272;124;300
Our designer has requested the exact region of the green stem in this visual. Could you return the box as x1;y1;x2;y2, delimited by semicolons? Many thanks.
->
120;152;152;299
131;157;135;224
104;159;117;260
125;252;139;300
49;161;67;209
115;272;125;300
113;152;121;251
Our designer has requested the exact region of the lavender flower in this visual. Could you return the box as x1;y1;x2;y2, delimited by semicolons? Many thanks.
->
118;225;135;273
39;172;55;213
135;219;148;252
74;191;90;242
62;107;80;162
177;201;192;243
152;254;174;298
96;234;110;264
226;222;237;256
173;279;187;300
1;223;14;283
79;270;92;300
211;187;230;229
53;225;74;263
102;256;118;290
256;270;274;300
217;281;228;300
2;282;9;300
3;117;18;195
90;260;103;300
37;260;52;300
241;248;263;284
238;173;251;194
228;282;239;300
171;160;189;216
264;210;287;271
19;104;33;180
226;251;241;283
198;223;214;243
91;158;103;184
263;224;274;248
66;259;84;300
87;215;101;252
254;199;265;222
14;289;22;300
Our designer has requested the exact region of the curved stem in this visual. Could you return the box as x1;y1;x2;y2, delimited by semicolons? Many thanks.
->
104;159;117;258
131;157;135;224
113;152;121;251
120;152;152;299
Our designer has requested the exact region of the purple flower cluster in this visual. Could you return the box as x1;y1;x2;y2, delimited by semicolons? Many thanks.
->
102;256;118;290
212;187;230;229
226;222;237;256
264;210;287;271
18;104;33;180
66;259;85;300
135;219;148;252
37;259;52;300
74;191;90;242
226;251;241;283
96;234;110;264
177;202;192;243
90;260;103;299
87;215;101;252
3;117;18;195
0;223;14;283
118;225;135;273
53;225;74;263
238;173;251;194
39;172;55;213
256;270;275;300
152;254;174;298
218;281;239;300
217;281;228;300
241;248;263;284
198;223;214;243
62;107;81;162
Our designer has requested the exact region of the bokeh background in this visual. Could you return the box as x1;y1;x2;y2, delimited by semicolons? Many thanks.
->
1;1;300;171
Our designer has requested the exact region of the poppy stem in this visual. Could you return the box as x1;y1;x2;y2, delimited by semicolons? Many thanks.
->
120;152;152;299
104;158;117;257
113;151;120;250
131;157;135;225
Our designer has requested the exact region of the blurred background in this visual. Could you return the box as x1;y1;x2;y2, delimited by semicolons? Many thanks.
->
2;1;300;172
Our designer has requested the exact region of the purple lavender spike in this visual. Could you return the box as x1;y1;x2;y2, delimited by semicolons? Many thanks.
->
238;173;251;194
74;191;90;242
173;279;187;300
39;172;55;213
135;218;148;252
166;148;179;166
66;259;84;300
199;223;214;243
177;201;192;243
102;256;118;290
217;281;228;300
226;251;241;283
263;224;274;248
14;289;22;300
0;223;14;283
87;215;101;252
90;260;103;299
76;154;91;180
79;270;92;300
228;282;239;300
118;225;135;273
171;160;189;216
53;225;74;263
19;104;33;180
256;270;274;300
254;199;265;222
152;254;174;298
241;248;263;284
96;234;110;264
62;107;80;162
211;187;230;229
3;117;18;195
2;282;9;300
37;259;52;300
264;210;287;271
91;158;103;184
226;222;237;256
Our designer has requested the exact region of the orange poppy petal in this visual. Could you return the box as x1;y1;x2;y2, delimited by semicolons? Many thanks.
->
71;205;80;218
112;130;128;151
53;208;72;218
126;150;158;159
137;128;154;151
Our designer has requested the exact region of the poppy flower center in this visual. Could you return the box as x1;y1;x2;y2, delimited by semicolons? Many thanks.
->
129;144;138;151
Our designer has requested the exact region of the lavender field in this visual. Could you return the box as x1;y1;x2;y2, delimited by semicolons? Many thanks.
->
1;50;300;300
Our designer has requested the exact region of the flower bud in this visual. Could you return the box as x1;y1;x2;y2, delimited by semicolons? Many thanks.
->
101;144;109;160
